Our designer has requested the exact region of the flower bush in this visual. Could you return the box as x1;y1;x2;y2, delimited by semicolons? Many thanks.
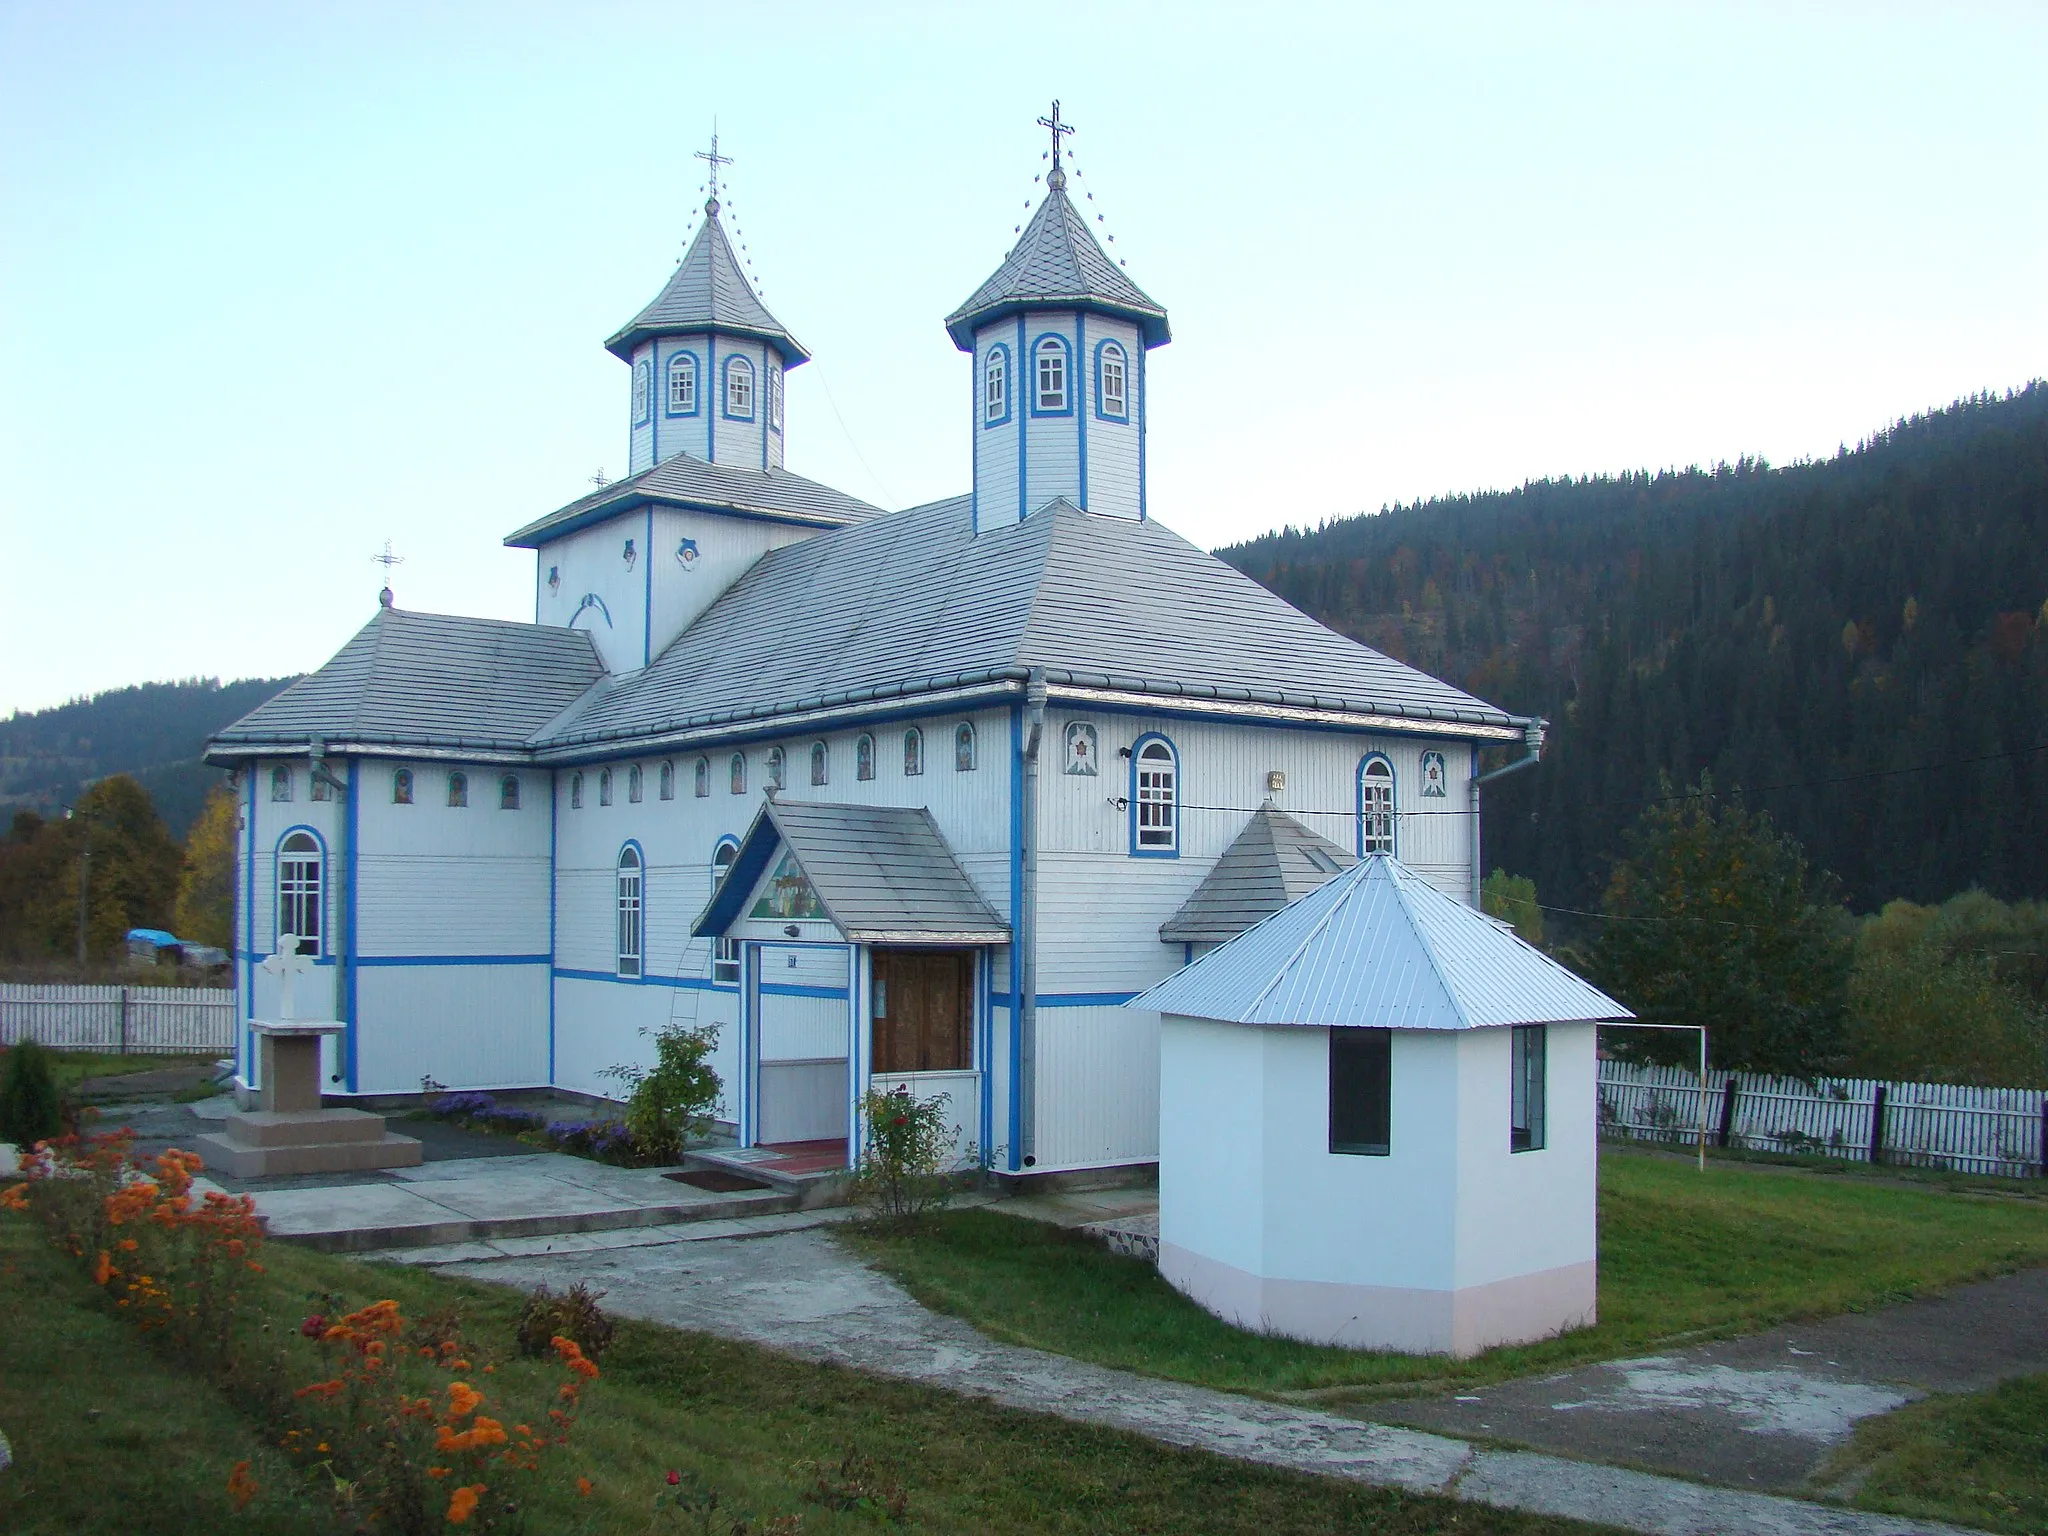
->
598;1021;723;1165
431;1093;547;1137
851;1088;964;1226
541;1118;639;1164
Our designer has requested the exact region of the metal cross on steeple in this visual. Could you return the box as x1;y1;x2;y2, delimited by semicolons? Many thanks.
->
371;539;403;609
1038;100;1075;190
695;129;734;214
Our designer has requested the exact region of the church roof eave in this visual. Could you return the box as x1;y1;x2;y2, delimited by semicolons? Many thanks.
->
504;453;883;549
943;294;1169;353
602;319;811;368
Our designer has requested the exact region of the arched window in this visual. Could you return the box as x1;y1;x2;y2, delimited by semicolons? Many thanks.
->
983;344;1011;425
270;764;293;803
767;361;783;430
954;722;976;772
693;757;709;798
1033;335;1070;414
903;728;924;777
710;838;741;985
1132;736;1179;855
665;351;697;415
598;768;613;807
446;772;468;808
277;831;323;955
499;775;520;810
659;761;675;801
856;733;876;782
393;768;414;806
724;356;755;420
810;741;829;786
632;359;650;424
1096;340;1128;420
569;771;583;810
765;746;786;791
729;753;747;795
627;764;643;804
1358;755;1395;856
615;846;643;978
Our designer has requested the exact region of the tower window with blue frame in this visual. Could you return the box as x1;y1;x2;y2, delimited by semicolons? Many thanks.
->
984;344;1010;425
632;359;651;424
767;361;783;431
277;831;324;956
1033;336;1070;414
1096;340;1129;420
666;352;697;415
1132;736;1179;855
724;356;755;420
1359;755;1395;856
615;845;643;978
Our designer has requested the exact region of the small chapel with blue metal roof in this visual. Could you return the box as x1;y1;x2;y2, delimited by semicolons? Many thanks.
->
208;113;1545;1181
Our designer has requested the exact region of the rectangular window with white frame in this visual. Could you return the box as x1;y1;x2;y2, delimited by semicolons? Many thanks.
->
1510;1024;1546;1151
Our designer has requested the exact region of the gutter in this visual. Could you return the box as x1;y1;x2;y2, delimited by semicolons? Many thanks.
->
1019;669;1046;1168
1470;719;1546;907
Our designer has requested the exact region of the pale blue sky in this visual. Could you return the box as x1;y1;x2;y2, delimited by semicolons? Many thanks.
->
4;2;2043;714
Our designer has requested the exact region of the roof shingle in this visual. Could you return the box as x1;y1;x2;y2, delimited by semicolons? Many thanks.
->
944;188;1169;350
605;211;808;364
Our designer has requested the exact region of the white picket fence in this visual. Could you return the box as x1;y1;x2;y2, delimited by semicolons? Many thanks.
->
0;984;236;1056
1600;1060;2048;1179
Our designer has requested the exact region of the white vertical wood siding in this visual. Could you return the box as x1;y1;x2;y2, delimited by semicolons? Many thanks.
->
1079;316;1141;520
534;517;650;674
972;327;1022;533
354;963;550;1094
645;508;817;665
1022;314;1082;514
628;340;655;475
710;339;772;471
646;332;714;469
1031;1003;1160;1169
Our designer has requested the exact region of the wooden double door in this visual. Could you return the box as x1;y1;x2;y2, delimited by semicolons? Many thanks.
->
870;948;974;1075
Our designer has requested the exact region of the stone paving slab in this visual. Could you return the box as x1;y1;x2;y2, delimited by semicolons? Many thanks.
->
372;1205;863;1266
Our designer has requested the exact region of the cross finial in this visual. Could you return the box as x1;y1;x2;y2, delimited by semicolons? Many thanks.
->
695;127;734;216
371;539;403;608
1037;100;1075;191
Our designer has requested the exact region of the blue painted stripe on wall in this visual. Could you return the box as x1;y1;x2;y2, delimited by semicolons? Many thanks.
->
988;992;1139;1009
357;954;552;968
548;773;558;1084
1007;702;1024;1172
1015;316;1027;524
242;766;256;1082
344;762;360;1092
1075;312;1087;509
760;982;849;1001
552;967;738;994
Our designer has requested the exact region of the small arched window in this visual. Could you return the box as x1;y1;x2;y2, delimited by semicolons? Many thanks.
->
659;761;675;801
569;771;583;810
1132;736;1179;855
729;753;747;795
632;359;650;423
499;775;520;810
628;764;643;804
903;728;924;777
810;741;829;786
856;734;876;781
270;764;293;803
598;768;613;807
615;846;643;978
954;722;976;772
693;758;709;798
710;838;741;985
724;356;755;420
666;351;697;415
277;831;323;955
1096;340;1128;420
393;769;414;806
447;772;468;808
984;344;1010;425
767;361;783;430
765;746;786;791
1034;335;1071;413
1359;756;1395;856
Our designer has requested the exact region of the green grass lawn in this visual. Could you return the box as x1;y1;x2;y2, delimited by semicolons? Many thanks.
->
1816;1374;2048;1534
0;1215;1611;1536
36;1049;209;1096
842;1149;2048;1399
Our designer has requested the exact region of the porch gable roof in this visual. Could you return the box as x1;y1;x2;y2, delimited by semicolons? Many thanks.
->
692;799;1009;946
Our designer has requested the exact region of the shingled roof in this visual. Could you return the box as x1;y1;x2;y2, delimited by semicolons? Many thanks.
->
208;607;604;757
605;210;809;365
536;496;1524;752
944;187;1169;351
505;453;882;549
1160;805;1355;944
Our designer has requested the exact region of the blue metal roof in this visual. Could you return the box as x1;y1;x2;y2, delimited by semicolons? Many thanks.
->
1131;856;1632;1031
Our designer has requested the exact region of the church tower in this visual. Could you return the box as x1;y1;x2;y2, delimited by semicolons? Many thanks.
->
606;139;808;477
945;105;1170;534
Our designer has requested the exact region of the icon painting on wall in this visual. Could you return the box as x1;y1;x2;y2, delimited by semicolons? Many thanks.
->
750;851;824;920
1063;722;1099;775
1420;750;1448;798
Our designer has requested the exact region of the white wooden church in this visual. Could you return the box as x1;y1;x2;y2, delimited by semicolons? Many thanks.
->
209;122;1542;1179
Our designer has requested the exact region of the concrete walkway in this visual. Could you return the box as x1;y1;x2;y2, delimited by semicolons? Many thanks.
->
444;1228;1975;1536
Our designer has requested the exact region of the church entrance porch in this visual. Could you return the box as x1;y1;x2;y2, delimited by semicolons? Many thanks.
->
869;946;981;1167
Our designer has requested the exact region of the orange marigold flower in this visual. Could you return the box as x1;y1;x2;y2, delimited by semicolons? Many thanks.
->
91;1250;115;1286
567;1356;599;1380
428;1466;452;1479
450;1358;471;1371
468;1416;507;1448
226;1459;259;1511
577;1477;594;1497
446;1484;484;1524
447;1381;483;1419
117;1238;138;1251
1;1184;31;1211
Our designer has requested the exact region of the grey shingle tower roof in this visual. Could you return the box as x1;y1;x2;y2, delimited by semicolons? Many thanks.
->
1160;804;1356;944
208;607;604;757
693;800;1009;945
605;209;809;365
944;187;1169;351
504;453;882;549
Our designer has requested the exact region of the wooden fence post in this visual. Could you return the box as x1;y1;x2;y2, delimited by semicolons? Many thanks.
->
1869;1084;1888;1166
2039;1097;2047;1178
119;987;130;1055
1717;1076;1739;1149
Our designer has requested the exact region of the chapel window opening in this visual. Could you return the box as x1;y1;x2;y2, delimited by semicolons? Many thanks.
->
1329;1027;1392;1155
628;764;644;804
856;734;876;782
599;768;614;807
270;765;293;803
1511;1025;1548;1152
447;772;468;808
810;741;829;786
711;840;741;985
632;360;650;424
1034;337;1068;412
666;352;697;414
768;362;783;430
1359;756;1395;857
729;753;747;795
615;846;643;979
903;728;924;777
766;746;786;792
277;831;323;957
1098;341;1128;419
500;775;521;810
984;345;1009;424
693;758;709;798
725;357;755;419
393;769;415;806
569;771;583;810
954;722;976;772
659;761;675;801
1133;737;1178;854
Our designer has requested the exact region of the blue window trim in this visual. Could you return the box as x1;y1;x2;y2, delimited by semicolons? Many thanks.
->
632;355;652;426
615;839;647;979
721;354;756;422
274;824;329;958
1357;752;1397;858
1127;732;1181;859
1093;337;1131;423
766;360;783;436
982;342;1013;428
1029;332;1073;417
663;349;701;417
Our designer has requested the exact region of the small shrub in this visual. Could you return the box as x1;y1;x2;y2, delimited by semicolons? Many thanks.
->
516;1281;614;1361
598;1021;723;1165
802;1445;907;1522
544;1118;638;1164
852;1088;961;1226
0;1040;63;1148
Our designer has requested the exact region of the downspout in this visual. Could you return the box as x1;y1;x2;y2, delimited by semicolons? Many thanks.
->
1019;669;1046;1167
309;740;350;1095
1470;718;1545;907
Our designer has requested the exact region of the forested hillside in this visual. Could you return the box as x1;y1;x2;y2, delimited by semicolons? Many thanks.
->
1224;384;2048;913
0;677;296;839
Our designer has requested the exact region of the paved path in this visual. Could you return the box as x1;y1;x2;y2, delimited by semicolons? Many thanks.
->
1367;1266;2048;1494
446;1228;1975;1536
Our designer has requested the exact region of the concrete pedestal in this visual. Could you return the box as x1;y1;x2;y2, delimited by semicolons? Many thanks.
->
197;1020;421;1178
